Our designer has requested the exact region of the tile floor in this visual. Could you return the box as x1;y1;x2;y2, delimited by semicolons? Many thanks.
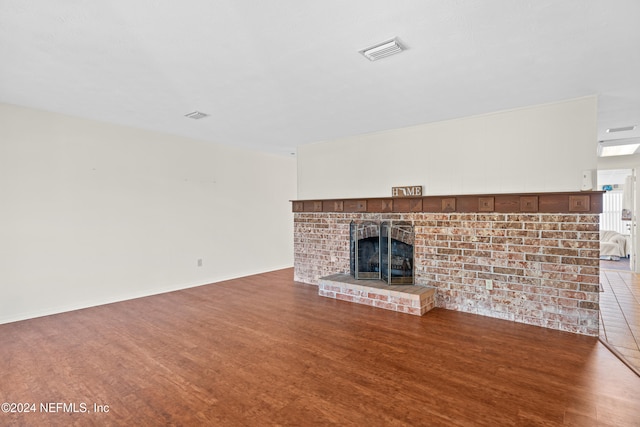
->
600;257;630;271
599;266;640;372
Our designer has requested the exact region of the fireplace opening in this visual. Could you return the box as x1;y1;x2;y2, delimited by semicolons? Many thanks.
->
350;221;414;285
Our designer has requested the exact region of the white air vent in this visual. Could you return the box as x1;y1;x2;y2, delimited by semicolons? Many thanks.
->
185;111;209;120
359;38;406;61
606;125;636;133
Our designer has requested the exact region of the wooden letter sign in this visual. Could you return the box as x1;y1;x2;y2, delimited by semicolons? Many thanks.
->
392;186;423;198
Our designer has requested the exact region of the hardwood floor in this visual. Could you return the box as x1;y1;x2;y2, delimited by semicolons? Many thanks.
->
1;268;639;426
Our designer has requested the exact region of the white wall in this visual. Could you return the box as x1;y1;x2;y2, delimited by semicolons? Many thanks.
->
598;154;640;172
0;103;296;324
297;97;598;199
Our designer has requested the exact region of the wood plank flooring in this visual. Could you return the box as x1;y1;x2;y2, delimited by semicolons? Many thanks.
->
1;268;639;426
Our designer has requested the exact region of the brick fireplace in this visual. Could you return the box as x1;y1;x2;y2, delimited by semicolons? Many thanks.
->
293;192;602;336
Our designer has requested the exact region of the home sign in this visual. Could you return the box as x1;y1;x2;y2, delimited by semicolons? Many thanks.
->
392;186;423;197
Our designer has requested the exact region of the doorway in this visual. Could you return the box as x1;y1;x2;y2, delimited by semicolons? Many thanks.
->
597;168;640;374
597;169;634;271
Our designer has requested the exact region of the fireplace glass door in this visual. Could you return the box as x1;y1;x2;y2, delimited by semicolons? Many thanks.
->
351;221;380;280
380;221;390;281
383;221;414;285
351;220;414;284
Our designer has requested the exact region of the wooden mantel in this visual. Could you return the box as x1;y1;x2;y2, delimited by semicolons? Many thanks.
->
291;191;603;214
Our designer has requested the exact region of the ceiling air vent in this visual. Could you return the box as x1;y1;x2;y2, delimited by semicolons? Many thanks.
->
185;111;209;120
606;125;636;133
359;38;406;61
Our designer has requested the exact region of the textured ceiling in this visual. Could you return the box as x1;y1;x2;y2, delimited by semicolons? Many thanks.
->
1;0;639;156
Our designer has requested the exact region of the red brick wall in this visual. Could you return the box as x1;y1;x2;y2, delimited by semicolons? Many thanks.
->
294;212;600;336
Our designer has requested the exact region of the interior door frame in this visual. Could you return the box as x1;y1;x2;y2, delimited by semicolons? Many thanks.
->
630;168;637;272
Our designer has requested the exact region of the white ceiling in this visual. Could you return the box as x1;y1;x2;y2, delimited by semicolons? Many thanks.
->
1;0;639;156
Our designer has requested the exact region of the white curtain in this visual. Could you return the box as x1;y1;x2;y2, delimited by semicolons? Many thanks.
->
601;191;628;234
